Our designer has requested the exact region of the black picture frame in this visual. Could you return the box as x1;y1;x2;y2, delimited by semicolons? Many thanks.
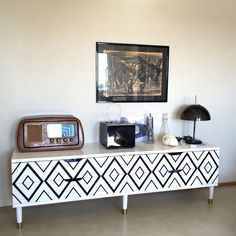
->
96;42;169;103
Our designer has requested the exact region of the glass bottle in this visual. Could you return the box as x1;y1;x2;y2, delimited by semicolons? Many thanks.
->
159;113;170;140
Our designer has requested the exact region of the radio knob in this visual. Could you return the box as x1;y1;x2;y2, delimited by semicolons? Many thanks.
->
57;138;61;142
69;138;74;142
63;138;68;142
50;138;54;143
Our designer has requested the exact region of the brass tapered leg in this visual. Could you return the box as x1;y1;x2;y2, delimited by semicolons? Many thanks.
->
17;223;23;229
208;187;214;205
16;207;23;229
208;199;213;205
122;209;127;215
122;195;128;215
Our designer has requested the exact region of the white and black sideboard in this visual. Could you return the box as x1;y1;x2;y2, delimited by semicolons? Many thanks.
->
11;142;219;228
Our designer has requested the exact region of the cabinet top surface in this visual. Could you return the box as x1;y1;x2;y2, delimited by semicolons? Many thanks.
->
11;141;219;162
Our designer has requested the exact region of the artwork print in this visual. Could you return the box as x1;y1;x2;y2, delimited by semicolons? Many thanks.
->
96;42;169;102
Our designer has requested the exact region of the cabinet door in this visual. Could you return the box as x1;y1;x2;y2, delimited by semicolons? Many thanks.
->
189;150;219;187
12;160;62;206
152;152;194;190
126;150;219;194
172;150;219;188
12;159;90;206
12;155;128;206
126;153;192;193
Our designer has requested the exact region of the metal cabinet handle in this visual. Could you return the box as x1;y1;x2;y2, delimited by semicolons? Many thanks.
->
167;169;183;174
64;158;83;163
168;152;183;155
64;178;83;182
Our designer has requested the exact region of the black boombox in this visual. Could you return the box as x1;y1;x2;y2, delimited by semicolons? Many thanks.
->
99;122;135;149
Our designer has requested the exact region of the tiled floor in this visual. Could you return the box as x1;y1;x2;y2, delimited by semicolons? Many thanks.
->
0;186;236;236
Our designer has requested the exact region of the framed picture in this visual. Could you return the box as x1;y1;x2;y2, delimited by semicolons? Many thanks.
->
96;42;169;103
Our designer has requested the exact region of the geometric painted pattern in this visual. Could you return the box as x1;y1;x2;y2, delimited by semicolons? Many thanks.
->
126;150;219;194
12;150;219;207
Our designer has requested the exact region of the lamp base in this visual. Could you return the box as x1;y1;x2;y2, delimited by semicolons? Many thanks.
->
184;136;202;145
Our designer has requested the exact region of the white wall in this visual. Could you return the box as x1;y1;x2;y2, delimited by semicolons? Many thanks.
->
0;0;236;206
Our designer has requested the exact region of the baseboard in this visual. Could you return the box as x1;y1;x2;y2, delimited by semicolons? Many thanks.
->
0;205;12;211
218;181;236;187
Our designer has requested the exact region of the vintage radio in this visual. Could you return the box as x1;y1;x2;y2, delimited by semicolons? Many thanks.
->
99;122;135;149
17;115;84;152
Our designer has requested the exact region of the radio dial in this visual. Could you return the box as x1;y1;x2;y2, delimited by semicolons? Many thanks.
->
56;138;61;142
69;138;74;142
50;138;54;143
63;138;68;142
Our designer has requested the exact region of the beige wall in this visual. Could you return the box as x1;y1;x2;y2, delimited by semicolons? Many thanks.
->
0;0;236;206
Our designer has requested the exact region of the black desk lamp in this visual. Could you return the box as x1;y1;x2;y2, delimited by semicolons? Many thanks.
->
180;98;211;144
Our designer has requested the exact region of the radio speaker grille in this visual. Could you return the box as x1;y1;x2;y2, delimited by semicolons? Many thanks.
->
26;125;43;142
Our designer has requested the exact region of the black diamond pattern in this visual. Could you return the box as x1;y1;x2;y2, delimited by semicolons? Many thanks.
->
53;173;64;187
103;158;126;192
199;152;218;183
13;163;43;202
204;161;213;174
45;162;71;198
110;168;119;182
183;163;191;175
153;154;173;188
75;159;100;195
12;150;219;205
160;165;168;177
135;167;144;179
83;171;93;184
128;155;151;190
22;176;34;190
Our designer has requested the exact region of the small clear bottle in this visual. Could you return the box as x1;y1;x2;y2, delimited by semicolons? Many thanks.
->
159;113;170;140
